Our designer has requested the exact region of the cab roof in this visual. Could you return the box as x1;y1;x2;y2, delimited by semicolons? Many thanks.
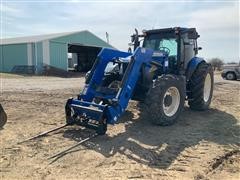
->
145;27;199;39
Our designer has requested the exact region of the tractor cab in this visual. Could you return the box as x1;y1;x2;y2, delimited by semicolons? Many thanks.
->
131;27;201;75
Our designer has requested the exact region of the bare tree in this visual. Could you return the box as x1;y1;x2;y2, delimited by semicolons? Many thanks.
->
208;58;224;71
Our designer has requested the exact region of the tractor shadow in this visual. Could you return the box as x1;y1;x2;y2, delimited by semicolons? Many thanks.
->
62;104;240;169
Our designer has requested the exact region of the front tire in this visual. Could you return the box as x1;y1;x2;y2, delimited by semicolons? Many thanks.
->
188;62;214;110
145;75;185;126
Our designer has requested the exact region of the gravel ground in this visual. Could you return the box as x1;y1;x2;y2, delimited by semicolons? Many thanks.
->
0;73;239;180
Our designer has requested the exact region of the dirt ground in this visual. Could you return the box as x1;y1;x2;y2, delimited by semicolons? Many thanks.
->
0;73;239;180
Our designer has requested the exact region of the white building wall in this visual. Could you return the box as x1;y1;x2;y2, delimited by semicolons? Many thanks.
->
42;40;50;65
27;43;33;65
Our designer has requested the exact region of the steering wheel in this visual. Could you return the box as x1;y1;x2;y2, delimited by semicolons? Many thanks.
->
159;47;170;55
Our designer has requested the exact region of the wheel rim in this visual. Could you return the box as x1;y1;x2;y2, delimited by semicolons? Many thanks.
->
163;87;180;117
204;73;211;102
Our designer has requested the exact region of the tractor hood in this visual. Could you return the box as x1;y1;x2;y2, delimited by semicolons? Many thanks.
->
121;49;167;61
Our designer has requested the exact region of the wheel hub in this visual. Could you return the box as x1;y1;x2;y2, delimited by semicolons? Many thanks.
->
203;73;211;102
164;95;172;107
163;87;180;117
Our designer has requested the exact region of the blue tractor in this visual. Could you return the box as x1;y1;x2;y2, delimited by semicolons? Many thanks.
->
65;27;214;135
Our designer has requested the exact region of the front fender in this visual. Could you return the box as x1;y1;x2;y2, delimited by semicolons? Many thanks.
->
186;57;206;81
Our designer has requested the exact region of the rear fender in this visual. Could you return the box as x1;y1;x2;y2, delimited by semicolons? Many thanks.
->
186;57;205;81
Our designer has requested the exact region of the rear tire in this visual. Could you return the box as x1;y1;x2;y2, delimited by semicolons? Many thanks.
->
188;62;213;110
145;75;185;126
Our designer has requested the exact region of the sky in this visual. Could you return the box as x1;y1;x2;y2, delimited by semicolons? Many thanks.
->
0;0;239;62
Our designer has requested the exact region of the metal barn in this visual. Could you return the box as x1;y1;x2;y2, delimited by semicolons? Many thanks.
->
0;30;113;74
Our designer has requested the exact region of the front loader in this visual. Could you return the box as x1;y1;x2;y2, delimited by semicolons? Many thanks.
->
65;27;214;135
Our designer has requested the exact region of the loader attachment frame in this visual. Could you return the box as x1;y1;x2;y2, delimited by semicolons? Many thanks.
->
66;47;153;133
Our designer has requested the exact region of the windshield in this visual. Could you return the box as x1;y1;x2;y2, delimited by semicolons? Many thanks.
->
143;38;177;56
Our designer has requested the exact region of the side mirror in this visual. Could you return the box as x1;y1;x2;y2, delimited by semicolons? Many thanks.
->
198;47;202;50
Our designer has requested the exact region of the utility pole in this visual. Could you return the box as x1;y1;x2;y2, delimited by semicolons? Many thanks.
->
106;32;109;44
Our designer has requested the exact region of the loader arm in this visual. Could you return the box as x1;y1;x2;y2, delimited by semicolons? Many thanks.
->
107;47;153;123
